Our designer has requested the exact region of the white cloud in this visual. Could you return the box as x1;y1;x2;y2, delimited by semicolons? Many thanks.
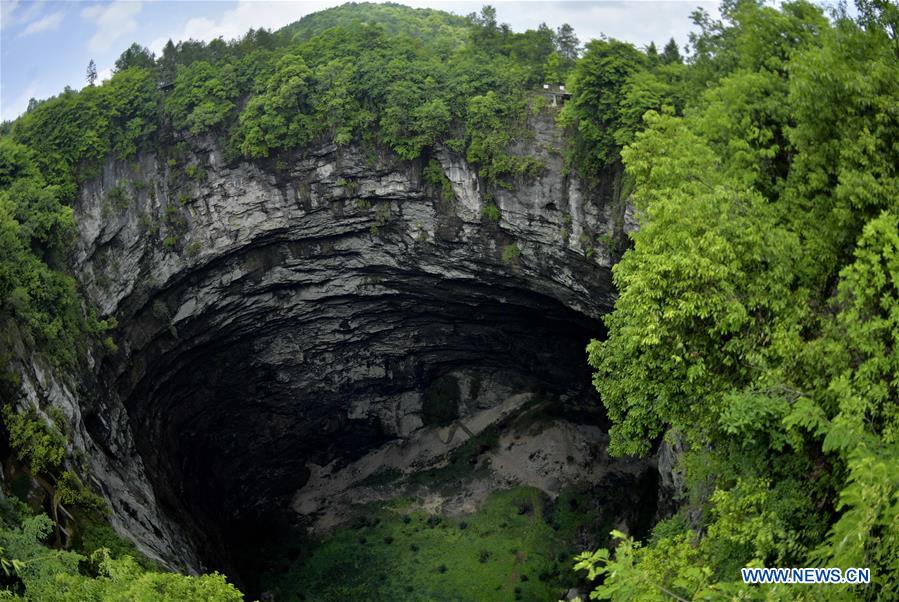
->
456;1;720;51
96;67;114;83
1;81;39;123
147;35;170;57
1;0;45;31
0;0;20;29
18;10;64;37
81;1;143;54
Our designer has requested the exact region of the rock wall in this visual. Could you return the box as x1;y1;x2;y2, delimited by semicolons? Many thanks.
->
10;111;623;572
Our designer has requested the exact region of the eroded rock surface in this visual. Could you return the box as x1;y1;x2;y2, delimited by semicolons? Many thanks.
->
12;112;630;575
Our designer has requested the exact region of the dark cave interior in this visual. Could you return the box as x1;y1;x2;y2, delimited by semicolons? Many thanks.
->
92;256;621;587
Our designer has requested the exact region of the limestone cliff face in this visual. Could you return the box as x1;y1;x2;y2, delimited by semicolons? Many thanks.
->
11;112;623;571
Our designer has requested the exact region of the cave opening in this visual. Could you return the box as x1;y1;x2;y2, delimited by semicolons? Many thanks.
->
85;227;657;595
137;286;598;564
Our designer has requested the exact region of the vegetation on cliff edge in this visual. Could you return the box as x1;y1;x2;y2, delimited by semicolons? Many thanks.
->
583;0;899;599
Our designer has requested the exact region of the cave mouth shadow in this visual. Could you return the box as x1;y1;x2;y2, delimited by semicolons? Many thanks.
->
113;276;618;593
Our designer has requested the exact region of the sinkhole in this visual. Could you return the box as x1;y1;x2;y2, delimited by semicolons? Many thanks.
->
80;227;659;594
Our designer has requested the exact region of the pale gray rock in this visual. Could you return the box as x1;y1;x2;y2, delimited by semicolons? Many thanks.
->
10;112;638;574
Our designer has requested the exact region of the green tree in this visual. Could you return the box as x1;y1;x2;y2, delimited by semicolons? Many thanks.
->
470;5;501;51
2;407;66;475
235;53;315;158
589;109;803;456
542;52;565;83
559;38;646;180
158;39;178;82
645;41;659;65
554;23;580;60
165;61;238;134
583;3;899;598
465;90;540;184
113;43;155;72
86;60;97;87
797;213;899;593
660;37;682;64
0;514;243;600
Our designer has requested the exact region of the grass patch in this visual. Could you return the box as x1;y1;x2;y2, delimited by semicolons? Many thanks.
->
407;424;500;490
258;487;596;601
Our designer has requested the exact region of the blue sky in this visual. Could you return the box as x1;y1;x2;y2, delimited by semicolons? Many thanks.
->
1;0;721;122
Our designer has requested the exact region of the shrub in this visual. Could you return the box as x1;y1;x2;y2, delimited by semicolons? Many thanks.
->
501;243;521;264
422;159;454;201
185;240;202;257
482;203;501;222
2;406;66;475
105;183;129;210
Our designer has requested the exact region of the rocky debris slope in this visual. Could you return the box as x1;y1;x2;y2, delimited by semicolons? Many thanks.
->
292;394;652;535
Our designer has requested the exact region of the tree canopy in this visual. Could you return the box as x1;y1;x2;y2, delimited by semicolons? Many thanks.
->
583;0;899;598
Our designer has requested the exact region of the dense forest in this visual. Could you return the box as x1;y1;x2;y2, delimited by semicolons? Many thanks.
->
1;0;897;599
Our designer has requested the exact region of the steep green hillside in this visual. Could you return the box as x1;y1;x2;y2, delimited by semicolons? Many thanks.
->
580;1;899;599
278;2;470;43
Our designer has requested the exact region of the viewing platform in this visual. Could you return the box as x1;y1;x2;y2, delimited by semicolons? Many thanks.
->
543;83;571;107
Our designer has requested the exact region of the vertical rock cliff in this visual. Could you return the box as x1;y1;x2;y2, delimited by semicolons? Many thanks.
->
9;111;636;573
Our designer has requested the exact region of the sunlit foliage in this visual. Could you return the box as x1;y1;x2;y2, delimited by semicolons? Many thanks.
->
585;0;899;598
